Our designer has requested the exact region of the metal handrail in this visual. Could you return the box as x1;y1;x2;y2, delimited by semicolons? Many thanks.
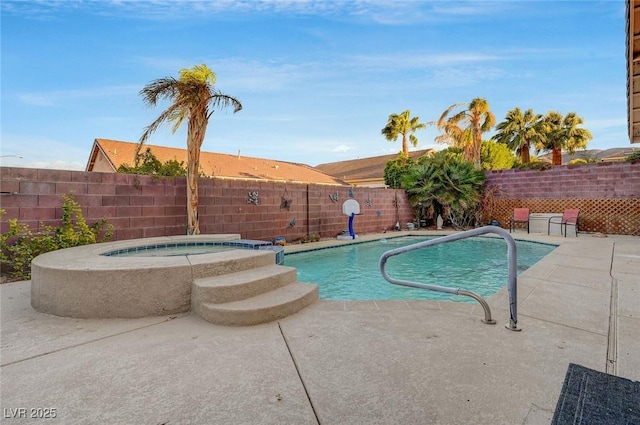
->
379;226;521;331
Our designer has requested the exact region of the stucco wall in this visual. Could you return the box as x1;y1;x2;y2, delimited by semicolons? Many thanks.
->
90;150;116;173
0;167;414;242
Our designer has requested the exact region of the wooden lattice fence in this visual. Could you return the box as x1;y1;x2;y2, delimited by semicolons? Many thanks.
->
488;198;640;236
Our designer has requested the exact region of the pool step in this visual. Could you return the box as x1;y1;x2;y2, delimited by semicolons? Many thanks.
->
188;249;276;279
197;282;318;326
191;263;318;326
192;264;298;304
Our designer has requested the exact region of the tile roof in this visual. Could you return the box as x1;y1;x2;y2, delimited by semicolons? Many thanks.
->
86;139;347;186
315;149;434;181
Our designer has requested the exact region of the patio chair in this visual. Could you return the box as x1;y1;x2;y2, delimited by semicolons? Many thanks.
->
509;208;530;233
548;209;580;237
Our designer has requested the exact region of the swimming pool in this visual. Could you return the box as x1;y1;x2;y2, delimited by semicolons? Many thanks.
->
285;236;555;301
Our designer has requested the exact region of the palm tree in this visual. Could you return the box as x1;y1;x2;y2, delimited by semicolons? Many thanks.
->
435;98;495;169
491;107;543;163
138;64;242;234
381;109;427;156
536;111;592;165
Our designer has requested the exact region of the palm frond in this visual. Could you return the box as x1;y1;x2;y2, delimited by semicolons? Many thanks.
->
137;104;182;155
139;78;179;106
436;103;465;128
206;92;243;119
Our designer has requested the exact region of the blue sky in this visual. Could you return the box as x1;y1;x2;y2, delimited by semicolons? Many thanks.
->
0;0;627;170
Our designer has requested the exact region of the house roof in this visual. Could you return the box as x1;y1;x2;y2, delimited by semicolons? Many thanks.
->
315;149;434;182
86;139;347;186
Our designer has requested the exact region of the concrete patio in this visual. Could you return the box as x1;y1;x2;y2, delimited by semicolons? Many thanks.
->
1;231;638;424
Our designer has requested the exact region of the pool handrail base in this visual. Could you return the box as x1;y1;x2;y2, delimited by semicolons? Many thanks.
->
379;226;519;330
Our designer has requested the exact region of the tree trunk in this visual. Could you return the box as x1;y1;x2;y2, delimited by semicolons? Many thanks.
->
521;143;531;163
472;126;482;169
402;134;408;155
185;109;208;235
552;147;562;165
186;145;200;235
463;143;474;164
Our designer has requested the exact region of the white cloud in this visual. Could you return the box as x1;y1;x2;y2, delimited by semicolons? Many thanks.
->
584;117;627;131
15;85;140;107
135;56;320;93
133;50;511;100
347;52;504;71
18;159;86;171
1;0;522;24
428;65;507;89
331;144;351;153
1;135;88;171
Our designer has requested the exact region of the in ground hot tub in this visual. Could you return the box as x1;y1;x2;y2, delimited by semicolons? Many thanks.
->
30;235;283;319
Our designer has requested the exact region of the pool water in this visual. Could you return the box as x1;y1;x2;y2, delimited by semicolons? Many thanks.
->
106;245;234;257
101;239;284;263
285;236;555;302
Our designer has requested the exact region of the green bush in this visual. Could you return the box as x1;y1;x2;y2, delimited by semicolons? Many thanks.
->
383;154;416;188
568;158;588;165
117;147;187;177
625;151;640;162
513;161;553;171
480;140;516;170
1;194;113;280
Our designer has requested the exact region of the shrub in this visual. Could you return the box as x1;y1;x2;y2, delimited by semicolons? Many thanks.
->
480;141;516;170
625;151;640;162
384;154;416;188
117;147;187;177
402;151;486;230
514;161;553;171
0;194;113;280
299;233;320;244
568;158;588;165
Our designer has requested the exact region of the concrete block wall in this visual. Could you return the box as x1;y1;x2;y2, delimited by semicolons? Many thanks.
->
0;167;414;243
195;178;411;240
485;161;640;199
2;161;639;241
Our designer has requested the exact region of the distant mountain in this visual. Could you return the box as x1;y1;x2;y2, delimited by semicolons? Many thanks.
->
537;147;640;164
